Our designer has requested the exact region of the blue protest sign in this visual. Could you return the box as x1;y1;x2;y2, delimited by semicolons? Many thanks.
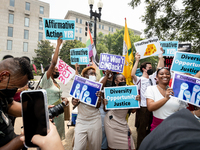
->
43;18;75;40
171;52;200;75
135;68;142;77
99;53;125;73
70;75;102;107
104;85;139;110
160;41;178;56
70;48;89;65
171;72;200;107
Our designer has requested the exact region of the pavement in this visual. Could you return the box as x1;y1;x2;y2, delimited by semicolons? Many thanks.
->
14;76;137;150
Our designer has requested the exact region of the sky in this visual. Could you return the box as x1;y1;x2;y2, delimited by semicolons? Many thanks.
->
40;0;146;35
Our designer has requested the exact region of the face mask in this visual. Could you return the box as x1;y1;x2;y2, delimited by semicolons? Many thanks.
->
89;75;96;81
54;72;59;78
0;88;18;98
118;81;126;86
147;69;153;75
0;74;18;98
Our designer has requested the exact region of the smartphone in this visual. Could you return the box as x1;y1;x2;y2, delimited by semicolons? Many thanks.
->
21;89;49;148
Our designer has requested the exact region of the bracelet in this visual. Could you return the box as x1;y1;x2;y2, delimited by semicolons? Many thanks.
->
193;111;200;120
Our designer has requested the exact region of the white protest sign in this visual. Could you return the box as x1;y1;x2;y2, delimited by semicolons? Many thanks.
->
56;58;75;85
134;36;162;59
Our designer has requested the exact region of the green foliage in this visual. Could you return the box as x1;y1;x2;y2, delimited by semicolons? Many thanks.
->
129;0;200;53
32;40;54;70
96;28;142;56
59;40;86;71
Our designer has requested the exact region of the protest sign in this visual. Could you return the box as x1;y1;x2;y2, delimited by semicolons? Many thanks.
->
178;43;191;52
70;75;102;107
104;85;139;110
70;48;89;65
160;41;178;56
164;56;174;69
171;72;200;107
56;58;75;85
134;36;162;59
99;53;125;73
171;52;200;75
43;18;75;40
135;68;142;77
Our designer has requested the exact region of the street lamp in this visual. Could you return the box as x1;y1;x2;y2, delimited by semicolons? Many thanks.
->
88;0;103;47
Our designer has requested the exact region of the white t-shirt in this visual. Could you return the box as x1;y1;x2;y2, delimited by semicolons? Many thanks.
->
133;72;157;107
144;85;186;119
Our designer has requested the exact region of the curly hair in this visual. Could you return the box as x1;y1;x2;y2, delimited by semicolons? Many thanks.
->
140;62;151;72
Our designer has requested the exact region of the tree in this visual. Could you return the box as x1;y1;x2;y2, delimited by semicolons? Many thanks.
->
59;40;86;71
96;32;108;58
33;40;54;70
129;0;200;53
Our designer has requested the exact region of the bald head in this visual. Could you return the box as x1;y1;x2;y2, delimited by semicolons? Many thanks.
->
0;57;33;80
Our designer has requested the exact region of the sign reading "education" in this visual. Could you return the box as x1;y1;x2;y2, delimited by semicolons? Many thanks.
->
43;18;75;40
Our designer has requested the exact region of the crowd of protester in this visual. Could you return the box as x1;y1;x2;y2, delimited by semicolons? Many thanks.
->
1;36;200;150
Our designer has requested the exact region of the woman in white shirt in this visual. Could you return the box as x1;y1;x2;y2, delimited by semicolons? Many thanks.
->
145;67;200;131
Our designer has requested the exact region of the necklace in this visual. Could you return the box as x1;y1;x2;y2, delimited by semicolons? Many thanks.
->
157;85;166;91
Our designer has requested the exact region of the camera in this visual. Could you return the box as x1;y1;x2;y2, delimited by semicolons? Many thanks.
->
49;101;66;119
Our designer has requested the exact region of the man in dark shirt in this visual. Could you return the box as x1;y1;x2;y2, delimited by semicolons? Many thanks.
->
0;57;33;149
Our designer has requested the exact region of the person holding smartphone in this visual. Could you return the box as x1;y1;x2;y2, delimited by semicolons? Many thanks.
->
39;36;69;140
0;57;33;149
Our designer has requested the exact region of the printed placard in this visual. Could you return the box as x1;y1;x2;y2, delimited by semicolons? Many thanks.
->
171;72;200;107
70;48;89;65
56;58;75;85
70;75;102;107
160;41;178;56
99;53;125;73
43;18;75;40
171;52;200;75
134;36;162;59
104;85;139;110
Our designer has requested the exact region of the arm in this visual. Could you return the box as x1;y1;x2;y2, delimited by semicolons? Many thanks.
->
103;99;108;112
46;36;63;79
7;101;22;117
96;91;102;108
0;135;24;150
131;52;140;83
75;63;80;75
131;95;141;113
156;47;165;70
147;88;174;112
100;70;113;89
194;71;200;78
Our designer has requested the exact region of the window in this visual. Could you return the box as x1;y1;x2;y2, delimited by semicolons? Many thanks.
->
25;2;30;11
24;30;29;39
40;6;44;14
8;14;14;24
79;28;82;34
76;18;78;23
102;25;104;30
112;28;113;32
75;27;78;33
24;17;29;27
7;40;12;50
8;27;13;37
10;0;15;7
39;20;43;30
80;19;82;24
23;42;28;52
38;32;43;41
75;37;78;40
99;24;101;29
109;27;111;31
79;37;82;42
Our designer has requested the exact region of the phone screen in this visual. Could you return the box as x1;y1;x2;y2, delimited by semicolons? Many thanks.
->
21;90;49;148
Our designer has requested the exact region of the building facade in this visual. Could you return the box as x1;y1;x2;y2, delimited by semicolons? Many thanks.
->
0;0;49;61
65;10;142;44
